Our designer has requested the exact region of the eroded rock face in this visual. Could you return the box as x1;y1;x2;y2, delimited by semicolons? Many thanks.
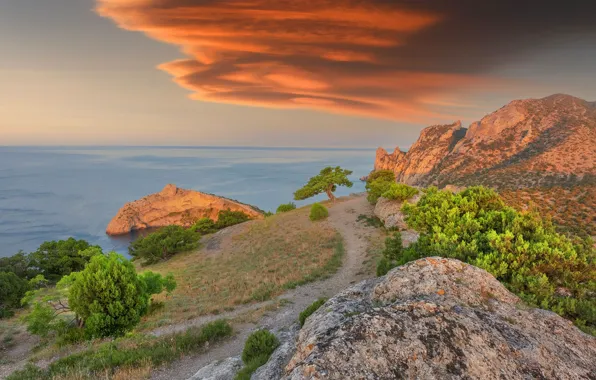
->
375;121;465;186
106;184;263;235
374;94;596;189
373;196;420;230
283;258;596;379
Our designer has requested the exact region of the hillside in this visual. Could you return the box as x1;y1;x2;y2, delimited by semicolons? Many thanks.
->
375;94;596;234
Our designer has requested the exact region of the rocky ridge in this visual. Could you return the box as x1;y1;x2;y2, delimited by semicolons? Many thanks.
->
191;257;595;379
106;184;263;235
375;94;596;189
281;258;596;379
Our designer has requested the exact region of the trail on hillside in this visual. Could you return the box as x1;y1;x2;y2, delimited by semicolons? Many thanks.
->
150;195;379;380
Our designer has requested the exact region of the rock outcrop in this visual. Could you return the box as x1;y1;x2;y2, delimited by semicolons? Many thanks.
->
373;195;420;230
106;184;263;235
281;258;596;379
375;94;596;189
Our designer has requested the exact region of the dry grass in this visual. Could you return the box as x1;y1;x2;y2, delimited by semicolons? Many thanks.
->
138;206;340;329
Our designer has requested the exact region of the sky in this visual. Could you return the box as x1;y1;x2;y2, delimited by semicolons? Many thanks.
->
1;0;596;148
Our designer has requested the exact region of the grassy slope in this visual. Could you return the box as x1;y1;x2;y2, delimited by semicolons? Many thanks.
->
3;205;345;379
139;206;340;329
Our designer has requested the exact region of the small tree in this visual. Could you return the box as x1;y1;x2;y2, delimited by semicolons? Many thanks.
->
66;252;177;338
309;203;329;221
0;271;29;318
294;166;353;202
29;238;101;282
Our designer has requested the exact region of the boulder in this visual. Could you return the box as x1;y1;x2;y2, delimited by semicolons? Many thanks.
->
106;184;263;235
188;357;242;380
373;197;406;229
283;258;596;379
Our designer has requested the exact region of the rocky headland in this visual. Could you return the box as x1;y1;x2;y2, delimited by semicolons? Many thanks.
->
106;184;263;235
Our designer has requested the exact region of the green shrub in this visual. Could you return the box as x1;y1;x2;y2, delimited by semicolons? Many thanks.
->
376;233;403;276
65;253;177;338
365;170;395;204
276;202;297;213
29;238;101;283
193;218;217;234
401;186;596;335
0;271;29;318
235;354;270;380
382;183;419;202
129;225;200;265
7;320;232;380
215;210;250;229
309;203;328;221
299;298;327;327
241;329;279;364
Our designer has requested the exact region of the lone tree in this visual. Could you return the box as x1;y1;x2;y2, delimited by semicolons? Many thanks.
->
294;166;353;202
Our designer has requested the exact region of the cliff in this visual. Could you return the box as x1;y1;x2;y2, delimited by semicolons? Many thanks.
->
105;184;263;235
279;258;595;379
375;94;596;189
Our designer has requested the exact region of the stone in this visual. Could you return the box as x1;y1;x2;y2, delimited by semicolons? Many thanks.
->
188;357;243;380
106;184;263;235
283;258;596;379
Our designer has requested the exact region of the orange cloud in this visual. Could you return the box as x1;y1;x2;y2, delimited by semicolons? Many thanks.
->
95;0;505;122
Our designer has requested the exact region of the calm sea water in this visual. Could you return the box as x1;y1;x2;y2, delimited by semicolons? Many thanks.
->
0;146;373;257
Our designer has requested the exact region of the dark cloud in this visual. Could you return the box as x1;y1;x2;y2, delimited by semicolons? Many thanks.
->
96;0;596;121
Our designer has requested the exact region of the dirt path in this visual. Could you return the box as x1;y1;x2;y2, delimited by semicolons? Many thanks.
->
151;195;379;380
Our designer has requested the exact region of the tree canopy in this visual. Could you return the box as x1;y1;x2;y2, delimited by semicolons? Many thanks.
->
399;186;596;335
29;238;102;282
365;170;395;204
294;166;353;202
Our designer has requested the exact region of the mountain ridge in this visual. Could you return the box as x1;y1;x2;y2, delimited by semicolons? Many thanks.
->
375;93;596;234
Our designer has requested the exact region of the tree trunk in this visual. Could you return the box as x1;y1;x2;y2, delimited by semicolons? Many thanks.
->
326;186;336;202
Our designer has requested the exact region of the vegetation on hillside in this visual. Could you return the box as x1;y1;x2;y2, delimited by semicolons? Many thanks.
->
276;202;297;213
22;252;177;340
236;329;279;380
382;183;419;202
139;210;344;326
294;166;353;202
376;233;404;276
0;238;102;318
365;170;395;204
500;183;595;236
390;186;595;334
129;225;200;266
6;320;232;380
299;298;327;327
309;203;329;221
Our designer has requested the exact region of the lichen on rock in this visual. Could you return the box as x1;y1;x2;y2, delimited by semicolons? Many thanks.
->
283;258;596;379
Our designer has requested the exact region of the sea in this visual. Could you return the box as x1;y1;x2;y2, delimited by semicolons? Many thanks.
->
0;146;373;258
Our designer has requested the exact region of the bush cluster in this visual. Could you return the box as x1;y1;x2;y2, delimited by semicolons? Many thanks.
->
236;329;280;380
276;202;297;213
129;225;200;265
299;298;327;327
0;238;101;318
382;183;419;202
399;186;595;335
365;170;395;204
376;233;404;276
309;203;329;221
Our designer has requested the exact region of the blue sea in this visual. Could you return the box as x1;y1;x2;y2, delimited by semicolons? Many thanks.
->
0;146;373;257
